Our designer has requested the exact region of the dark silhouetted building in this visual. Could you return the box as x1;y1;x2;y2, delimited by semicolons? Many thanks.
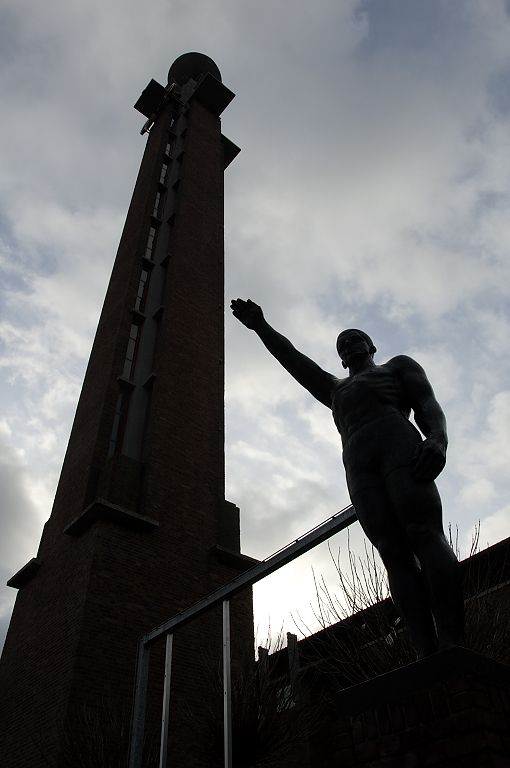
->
0;52;254;767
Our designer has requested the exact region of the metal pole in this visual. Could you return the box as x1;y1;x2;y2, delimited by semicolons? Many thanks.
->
159;633;173;768
222;600;232;768
129;640;151;768
287;632;299;701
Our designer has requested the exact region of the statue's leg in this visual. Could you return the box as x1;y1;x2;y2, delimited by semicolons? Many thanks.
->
384;468;464;650
352;485;438;658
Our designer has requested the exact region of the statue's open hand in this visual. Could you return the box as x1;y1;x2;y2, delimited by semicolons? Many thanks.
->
412;436;446;482
230;298;264;331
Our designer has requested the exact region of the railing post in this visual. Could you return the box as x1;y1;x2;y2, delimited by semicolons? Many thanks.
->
159;633;173;768
223;600;232;768
130;506;357;768
129;639;151;768
287;631;300;701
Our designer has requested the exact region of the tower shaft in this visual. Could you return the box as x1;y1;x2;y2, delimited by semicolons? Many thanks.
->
0;55;253;767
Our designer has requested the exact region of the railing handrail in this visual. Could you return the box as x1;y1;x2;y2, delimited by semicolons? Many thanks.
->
129;503;358;768
143;504;357;646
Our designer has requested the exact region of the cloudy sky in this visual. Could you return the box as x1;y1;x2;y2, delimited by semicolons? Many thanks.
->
1;0;510;652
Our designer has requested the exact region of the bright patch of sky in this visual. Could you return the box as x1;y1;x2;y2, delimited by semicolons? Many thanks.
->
1;0;509;652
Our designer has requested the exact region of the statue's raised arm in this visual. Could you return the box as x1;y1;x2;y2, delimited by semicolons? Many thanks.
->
230;299;336;408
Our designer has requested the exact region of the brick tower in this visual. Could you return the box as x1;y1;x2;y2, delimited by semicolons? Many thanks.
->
0;52;254;767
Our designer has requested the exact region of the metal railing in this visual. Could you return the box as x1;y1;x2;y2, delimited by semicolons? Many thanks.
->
128;503;357;768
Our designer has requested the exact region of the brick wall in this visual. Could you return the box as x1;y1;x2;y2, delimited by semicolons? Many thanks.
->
307;647;510;768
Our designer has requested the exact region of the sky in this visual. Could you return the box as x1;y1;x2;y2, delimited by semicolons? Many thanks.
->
1;0;510;654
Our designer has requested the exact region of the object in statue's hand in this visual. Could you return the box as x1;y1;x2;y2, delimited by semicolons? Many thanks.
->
413;436;447;482
230;298;264;331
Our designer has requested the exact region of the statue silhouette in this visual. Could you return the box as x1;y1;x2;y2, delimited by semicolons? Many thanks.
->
231;298;464;657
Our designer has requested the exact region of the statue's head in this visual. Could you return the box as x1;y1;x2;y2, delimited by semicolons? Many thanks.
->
336;329;376;369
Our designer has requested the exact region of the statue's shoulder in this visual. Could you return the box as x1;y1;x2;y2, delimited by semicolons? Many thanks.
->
385;355;425;375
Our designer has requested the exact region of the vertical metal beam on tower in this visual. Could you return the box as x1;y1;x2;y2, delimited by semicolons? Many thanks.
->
223;600;232;768
129;641;151;768
159;633;174;768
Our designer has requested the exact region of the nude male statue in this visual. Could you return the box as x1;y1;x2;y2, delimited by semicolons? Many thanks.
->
231;298;464;657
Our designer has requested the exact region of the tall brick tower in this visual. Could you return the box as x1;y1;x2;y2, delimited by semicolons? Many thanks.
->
0;52;254;767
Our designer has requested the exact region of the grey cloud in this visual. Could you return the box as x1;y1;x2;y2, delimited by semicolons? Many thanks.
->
0;434;43;653
357;0;459;54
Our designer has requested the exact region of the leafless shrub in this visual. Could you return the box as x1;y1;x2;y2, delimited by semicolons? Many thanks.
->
61;697;159;768
202;627;326;768
462;523;510;664
294;524;509;689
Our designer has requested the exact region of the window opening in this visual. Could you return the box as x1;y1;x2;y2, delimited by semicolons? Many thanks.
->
159;163;168;185
153;191;162;219
123;323;141;379
134;269;150;312
108;391;131;457
165;137;175;157
145;226;157;260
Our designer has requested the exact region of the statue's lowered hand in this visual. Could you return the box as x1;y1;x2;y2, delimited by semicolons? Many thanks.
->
412;436;446;482
230;298;264;331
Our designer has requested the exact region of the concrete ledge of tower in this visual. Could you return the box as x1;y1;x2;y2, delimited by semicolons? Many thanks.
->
6;557;42;589
63;498;159;537
141;254;156;269
212;545;260;572
215;500;259;569
142;371;157;389
116;375;136;390
221;134;241;169
130;307;146;324
190;73;235;116
133;78;166;118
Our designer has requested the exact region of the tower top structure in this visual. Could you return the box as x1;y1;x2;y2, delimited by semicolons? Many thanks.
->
168;51;222;84
134;51;235;139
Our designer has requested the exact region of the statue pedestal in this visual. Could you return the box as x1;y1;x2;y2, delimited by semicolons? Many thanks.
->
312;647;510;767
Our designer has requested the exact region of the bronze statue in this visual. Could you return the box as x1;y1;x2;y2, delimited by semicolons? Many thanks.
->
231;298;464;658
